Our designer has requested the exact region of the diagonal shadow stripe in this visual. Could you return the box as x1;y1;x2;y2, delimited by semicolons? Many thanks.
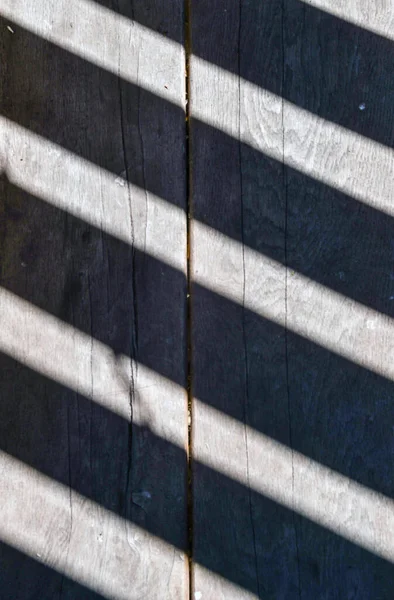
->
1;347;394;597
1;171;394;594
0;349;187;552
1;179;394;503
91;0;394;149
0;176;186;387
0;540;106;600
2;6;394;595
4;116;394;376
296;0;394;39
1;19;394;323
190;119;394;321
0;15;186;208
92;0;183;43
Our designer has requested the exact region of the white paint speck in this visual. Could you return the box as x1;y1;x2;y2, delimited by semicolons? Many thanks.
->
7;25;14;33
359;103;366;111
194;593;202;600
21;262;26;267
389;296;394;300
115;176;126;187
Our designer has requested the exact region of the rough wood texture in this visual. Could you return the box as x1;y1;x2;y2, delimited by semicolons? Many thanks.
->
0;1;187;598
190;0;394;598
3;0;394;597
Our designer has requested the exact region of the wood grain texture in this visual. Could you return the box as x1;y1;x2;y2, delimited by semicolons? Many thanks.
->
0;1;187;598
190;1;296;598
284;1;394;596
190;0;394;598
2;0;394;597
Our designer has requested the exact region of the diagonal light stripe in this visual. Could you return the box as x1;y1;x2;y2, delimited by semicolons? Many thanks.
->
0;285;187;450
192;221;394;382
193;567;258;600
0;450;187;600
0;0;184;107
0;117;186;273
2;116;394;384
195;401;394;564
1;285;394;565
1;0;394;580
2;117;394;390
2;0;394;220
190;56;394;217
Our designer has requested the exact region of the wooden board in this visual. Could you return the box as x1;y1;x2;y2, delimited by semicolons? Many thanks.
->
0;1;188;598
284;2;394;596
3;0;394;597
190;0;394;598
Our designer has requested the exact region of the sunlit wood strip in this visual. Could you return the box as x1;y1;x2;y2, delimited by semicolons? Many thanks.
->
0;450;185;600
191;57;394;216
0;0;184;106
195;401;394;564
1;285;393;565
192;221;394;381
0;117;186;272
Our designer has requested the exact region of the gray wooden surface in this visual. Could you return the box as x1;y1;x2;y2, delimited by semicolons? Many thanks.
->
0;1;187;599
2;0;394;598
190;0;394;598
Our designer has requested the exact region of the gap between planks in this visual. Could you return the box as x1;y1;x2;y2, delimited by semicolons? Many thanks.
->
185;0;194;599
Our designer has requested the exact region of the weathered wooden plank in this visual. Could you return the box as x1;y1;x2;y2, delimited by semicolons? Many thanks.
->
190;1;295;598
2;207;394;588
190;0;394;150
0;1;187;598
284;1;394;596
190;0;394;598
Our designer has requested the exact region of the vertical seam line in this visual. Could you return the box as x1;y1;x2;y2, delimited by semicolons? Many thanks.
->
184;0;193;598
